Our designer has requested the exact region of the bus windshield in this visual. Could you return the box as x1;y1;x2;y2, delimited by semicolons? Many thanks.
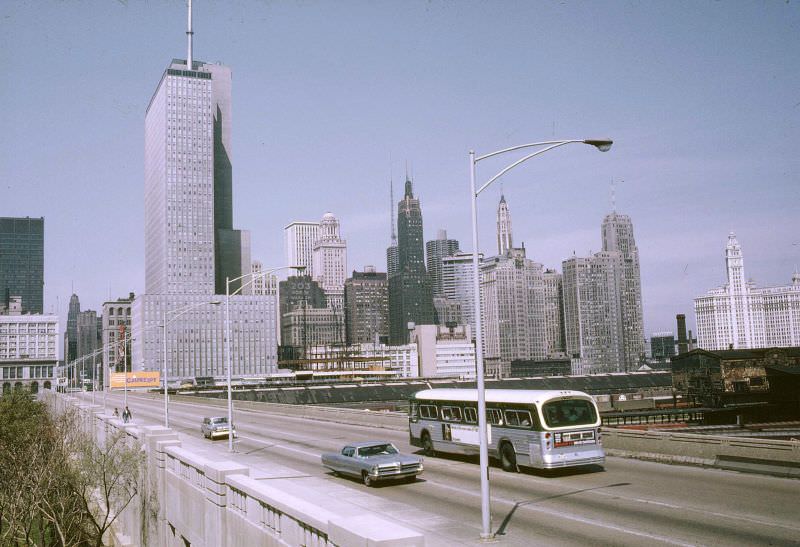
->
542;399;597;427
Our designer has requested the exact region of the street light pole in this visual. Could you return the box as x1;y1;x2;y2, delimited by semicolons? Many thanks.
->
225;265;305;452
469;138;612;540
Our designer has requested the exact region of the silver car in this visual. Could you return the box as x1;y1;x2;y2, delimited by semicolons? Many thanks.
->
321;441;423;486
201;416;236;440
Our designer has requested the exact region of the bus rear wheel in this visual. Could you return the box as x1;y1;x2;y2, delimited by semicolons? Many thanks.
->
421;431;435;456
500;442;518;472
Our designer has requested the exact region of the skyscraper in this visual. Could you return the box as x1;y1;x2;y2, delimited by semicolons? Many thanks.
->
480;247;547;376
602;212;645;368
694;233;800;350
344;267;389;345
0;217;44;314
442;251;482;338
496;195;513;255
312;212;347;310
133;3;276;380
285;221;320;271
389;178;435;344
426;229;460;299
561;211;645;373
65;294;80;365
543;269;566;356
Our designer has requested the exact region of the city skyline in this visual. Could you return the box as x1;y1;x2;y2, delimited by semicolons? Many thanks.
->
2;2;799;344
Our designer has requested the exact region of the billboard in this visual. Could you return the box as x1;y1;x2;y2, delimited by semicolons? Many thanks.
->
110;371;160;389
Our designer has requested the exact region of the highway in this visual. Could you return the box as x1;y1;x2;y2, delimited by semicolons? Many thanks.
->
89;392;800;546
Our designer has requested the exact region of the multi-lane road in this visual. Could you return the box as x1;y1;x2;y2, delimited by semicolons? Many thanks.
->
86;392;800;546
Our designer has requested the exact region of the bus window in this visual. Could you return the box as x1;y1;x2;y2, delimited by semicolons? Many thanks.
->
420;404;438;419
464;407;477;423
441;406;463;422
505;409;533;428
487;408;503;426
542;399;597;427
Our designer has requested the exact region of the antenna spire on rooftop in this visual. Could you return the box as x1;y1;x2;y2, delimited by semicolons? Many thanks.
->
186;0;194;69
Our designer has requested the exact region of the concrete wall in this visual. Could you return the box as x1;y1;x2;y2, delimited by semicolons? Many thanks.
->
48;393;424;547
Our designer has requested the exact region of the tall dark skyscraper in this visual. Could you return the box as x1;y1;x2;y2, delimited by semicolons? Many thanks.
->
389;178;434;343
0;217;44;314
65;293;80;364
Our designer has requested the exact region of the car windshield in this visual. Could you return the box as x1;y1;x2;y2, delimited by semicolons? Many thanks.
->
211;418;228;424
358;444;398;457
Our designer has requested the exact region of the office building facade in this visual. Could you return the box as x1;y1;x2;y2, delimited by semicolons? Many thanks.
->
285;221;320;272
344;267;388;345
0;217;44;315
695;233;800;350
312;212;347;310
425;229;459;299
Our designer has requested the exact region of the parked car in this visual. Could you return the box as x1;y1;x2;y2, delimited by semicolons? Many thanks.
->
201;416;236;440
321;441;423;486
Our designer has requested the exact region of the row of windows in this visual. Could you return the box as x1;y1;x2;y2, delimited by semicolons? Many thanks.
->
416;403;536;429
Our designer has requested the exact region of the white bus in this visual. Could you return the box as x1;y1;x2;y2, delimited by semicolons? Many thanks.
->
408;388;604;471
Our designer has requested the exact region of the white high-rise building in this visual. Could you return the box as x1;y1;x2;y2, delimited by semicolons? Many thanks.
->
133;4;277;380
480;247;547;376
285;221;320;271
695;233;800;350
312;212;347;310
1;301;58;392
543;269;566;356
561;212;645;373
442;251;482;339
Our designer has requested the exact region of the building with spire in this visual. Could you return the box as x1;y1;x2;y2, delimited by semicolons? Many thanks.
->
132;2;277;380
386;177;399;277
695;233;800;350
389;178;435;344
497;194;513;255
65;294;80;365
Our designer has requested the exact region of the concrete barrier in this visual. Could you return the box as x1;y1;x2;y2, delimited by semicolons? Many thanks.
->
46;392;425;547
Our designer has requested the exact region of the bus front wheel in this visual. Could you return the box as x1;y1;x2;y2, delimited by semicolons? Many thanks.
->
421;431;435;456
500;442;518;472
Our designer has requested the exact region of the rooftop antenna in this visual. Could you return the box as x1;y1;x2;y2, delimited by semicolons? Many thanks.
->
611;178;617;213
186;0;194;70
390;172;397;245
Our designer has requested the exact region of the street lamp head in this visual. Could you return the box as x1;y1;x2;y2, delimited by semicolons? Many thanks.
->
584;139;613;152
209;300;222;306
292;265;306;274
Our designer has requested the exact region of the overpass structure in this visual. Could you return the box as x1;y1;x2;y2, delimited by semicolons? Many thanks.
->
53;390;800;546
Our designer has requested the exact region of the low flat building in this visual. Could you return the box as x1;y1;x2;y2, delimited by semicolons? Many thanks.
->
510;358;571;377
413;324;475;379
671;346;800;407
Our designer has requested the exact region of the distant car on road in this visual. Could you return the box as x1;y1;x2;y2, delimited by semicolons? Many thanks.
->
201;416;237;440
321;441;423;486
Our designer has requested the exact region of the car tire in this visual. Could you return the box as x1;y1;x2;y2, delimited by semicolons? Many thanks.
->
500;442;518;472
421;431;435;456
362;472;373;487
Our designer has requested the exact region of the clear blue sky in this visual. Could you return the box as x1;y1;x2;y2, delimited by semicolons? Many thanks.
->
2;1;798;345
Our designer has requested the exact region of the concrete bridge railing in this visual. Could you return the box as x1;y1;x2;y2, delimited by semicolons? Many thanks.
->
47;392;425;547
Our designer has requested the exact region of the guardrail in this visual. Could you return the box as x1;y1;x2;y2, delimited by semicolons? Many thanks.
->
46;392;425;546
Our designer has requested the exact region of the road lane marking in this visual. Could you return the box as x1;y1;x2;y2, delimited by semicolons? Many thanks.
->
422;478;696;547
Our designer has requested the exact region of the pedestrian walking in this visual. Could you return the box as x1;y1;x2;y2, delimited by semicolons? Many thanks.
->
113;408;120;419
123;406;132;423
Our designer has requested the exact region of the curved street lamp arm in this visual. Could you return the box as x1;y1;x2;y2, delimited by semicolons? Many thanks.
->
228;265;305;297
474;139;583;163
163;299;221;327
475;141;576;196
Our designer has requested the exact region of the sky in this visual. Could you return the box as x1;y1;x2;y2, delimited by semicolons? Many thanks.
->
1;0;799;348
